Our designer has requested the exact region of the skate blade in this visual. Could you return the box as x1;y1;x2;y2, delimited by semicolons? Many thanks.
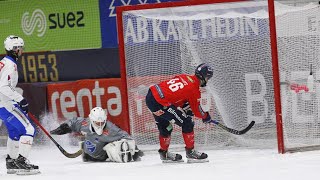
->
16;169;41;175
187;158;209;163
7;169;18;174
162;159;184;163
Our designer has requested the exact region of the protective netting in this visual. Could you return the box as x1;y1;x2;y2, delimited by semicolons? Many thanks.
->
120;1;320;151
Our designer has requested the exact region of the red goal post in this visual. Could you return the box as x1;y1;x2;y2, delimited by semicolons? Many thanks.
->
116;0;320;153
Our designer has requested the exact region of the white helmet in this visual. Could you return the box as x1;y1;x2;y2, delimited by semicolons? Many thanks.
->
89;107;107;135
4;35;24;51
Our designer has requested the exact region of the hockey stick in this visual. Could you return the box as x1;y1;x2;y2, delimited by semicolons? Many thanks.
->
210;120;255;135
28;113;83;158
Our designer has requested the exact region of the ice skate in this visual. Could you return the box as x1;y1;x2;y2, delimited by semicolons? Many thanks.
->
185;148;209;163
158;149;184;163
15;154;40;175
6;155;19;174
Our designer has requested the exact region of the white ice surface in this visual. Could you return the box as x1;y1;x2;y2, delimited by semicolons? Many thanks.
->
1;145;320;180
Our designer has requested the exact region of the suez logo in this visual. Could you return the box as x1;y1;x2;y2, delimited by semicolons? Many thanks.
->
108;0;163;17
21;9;47;37
21;9;85;37
48;11;84;29
48;80;122;120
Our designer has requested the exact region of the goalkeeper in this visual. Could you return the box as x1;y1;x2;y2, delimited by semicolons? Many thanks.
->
50;107;143;163
145;63;213;163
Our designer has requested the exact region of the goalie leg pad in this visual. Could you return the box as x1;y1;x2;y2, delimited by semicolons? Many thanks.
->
103;139;136;163
120;141;132;163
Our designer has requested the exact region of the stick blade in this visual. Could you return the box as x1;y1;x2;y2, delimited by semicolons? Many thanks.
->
237;121;255;135
62;149;83;158
64;149;82;158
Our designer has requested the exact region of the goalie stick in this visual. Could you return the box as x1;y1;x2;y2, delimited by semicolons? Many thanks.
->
28;113;83;158
210;120;255;135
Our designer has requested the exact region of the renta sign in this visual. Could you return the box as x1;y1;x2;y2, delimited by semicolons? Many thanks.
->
47;78;127;131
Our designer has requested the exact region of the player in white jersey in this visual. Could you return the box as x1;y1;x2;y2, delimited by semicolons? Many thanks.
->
50;107;144;163
0;35;39;175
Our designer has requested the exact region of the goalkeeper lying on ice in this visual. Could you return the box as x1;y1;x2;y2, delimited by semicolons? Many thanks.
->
50;107;144;163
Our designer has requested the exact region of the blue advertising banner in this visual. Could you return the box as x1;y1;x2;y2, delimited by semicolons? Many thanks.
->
99;0;182;48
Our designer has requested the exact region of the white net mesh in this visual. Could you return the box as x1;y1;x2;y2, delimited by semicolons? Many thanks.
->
276;3;320;150
120;1;320;151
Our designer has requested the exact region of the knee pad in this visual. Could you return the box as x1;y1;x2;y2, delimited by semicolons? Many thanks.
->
156;121;173;137
182;117;194;133
25;123;35;137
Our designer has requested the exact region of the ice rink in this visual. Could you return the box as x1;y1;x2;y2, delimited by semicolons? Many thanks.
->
1;145;320;180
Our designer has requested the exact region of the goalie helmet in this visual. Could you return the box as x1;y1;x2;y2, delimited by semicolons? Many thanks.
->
4;35;24;51
195;63;213;87
89;107;107;135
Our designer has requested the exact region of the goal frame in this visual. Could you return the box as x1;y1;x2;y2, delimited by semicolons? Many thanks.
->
116;0;284;153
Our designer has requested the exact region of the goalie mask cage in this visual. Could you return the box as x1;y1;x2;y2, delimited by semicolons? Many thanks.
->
117;0;320;153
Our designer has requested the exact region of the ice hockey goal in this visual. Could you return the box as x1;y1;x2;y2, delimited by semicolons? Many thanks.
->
117;0;320;153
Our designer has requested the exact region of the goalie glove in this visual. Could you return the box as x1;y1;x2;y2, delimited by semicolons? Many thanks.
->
132;145;144;162
50;123;72;135
183;102;194;116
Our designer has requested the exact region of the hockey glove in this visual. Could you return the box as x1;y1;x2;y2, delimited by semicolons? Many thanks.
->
182;102;194;117
50;123;72;135
202;113;213;124
18;99;29;113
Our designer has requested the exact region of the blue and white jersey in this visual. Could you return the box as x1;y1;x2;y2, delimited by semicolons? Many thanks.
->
0;56;23;109
0;55;35;140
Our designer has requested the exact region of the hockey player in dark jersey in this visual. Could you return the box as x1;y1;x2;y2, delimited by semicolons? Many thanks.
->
50;107;143;163
145;63;213;163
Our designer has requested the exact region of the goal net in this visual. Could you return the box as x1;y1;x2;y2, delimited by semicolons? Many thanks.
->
117;0;320;153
